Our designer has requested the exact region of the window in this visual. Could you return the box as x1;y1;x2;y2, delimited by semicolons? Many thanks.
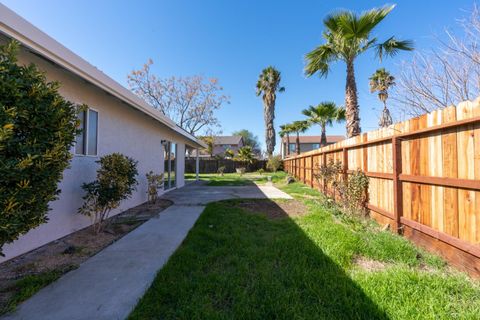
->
288;143;296;153
312;143;320;149
75;109;98;156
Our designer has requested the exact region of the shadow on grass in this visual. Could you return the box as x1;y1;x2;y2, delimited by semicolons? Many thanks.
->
129;191;388;319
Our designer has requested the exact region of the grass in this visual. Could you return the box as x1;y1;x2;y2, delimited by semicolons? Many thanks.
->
1;271;63;314
185;171;287;186
129;174;480;319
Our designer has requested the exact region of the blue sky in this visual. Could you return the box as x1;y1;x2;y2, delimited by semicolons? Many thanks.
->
1;0;475;152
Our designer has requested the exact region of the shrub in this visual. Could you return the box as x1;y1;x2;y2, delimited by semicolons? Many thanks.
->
266;155;282;172
78;153;138;233
258;168;265;175
146;171;163;204
0;41;80;255
235;146;255;164
314;159;343;192
314;159;369;217
217;166;226;176
344;169;369;216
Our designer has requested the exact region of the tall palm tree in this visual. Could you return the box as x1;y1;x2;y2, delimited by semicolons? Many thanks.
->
290;120;309;154
304;4;413;138
369;68;395;128
279;123;294;157
302;102;345;147
256;66;285;156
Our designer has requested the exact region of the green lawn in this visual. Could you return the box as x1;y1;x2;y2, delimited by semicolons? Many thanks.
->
129;175;480;319
185;171;287;186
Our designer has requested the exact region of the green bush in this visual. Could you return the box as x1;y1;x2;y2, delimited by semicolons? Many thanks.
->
0;41;80;255
78;153;138;233
266;155;282;172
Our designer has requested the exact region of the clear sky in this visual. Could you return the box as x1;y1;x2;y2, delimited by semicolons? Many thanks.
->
1;0;475;152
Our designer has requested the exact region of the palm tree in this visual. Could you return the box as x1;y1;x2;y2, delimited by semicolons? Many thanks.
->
290;120;309;154
369;68;395;128
224;148;234;159
236;146;255;164
304;5;413;138
302;102;346;147
279;123;294;157
256;66;285;156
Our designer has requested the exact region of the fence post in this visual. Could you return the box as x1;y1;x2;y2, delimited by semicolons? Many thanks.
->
322;152;327;194
310;155;314;188
392;137;403;234
342;148;348;183
303;156;306;184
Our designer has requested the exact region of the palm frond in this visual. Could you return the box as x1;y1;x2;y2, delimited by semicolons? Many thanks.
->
375;37;414;61
354;5;395;38
305;44;336;77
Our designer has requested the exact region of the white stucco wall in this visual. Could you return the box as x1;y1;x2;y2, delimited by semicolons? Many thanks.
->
0;45;190;262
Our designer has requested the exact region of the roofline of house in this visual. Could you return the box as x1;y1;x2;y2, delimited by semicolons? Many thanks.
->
0;4;206;149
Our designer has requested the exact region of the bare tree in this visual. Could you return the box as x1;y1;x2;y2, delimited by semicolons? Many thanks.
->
128;59;229;134
394;4;480;117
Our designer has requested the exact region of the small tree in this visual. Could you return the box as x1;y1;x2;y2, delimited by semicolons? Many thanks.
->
235;146;255;164
235;146;255;173
266;155;282;172
146;171;163;204
0;41;80;255
78;153;138;233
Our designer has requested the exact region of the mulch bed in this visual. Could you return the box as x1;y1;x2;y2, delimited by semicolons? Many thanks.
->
0;199;172;312
233;199;308;219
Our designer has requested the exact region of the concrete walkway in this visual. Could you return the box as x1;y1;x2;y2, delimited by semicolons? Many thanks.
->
3;183;291;320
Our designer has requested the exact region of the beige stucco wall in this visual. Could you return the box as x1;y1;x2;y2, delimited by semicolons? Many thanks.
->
0;43;189;262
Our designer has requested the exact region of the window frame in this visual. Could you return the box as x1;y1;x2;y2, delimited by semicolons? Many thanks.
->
74;107;99;157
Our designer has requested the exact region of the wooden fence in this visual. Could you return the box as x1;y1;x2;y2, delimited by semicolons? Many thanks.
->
284;99;480;276
185;159;267;174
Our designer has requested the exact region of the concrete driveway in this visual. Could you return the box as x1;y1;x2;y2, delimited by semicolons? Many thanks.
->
3;183;291;320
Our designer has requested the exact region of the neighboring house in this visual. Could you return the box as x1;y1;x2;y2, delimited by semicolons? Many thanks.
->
281;135;345;158
0;4;206;262
189;135;244;158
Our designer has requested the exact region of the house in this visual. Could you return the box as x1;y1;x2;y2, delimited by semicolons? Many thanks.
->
281;135;345;158
189;135;244;158
0;4;206;262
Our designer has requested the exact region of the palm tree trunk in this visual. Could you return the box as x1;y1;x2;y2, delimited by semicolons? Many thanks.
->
264;94;276;156
320;123;327;147
286;133;290;156
345;60;361;138
296;132;300;154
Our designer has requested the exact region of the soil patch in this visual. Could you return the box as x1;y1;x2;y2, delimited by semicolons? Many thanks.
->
233;199;308;219
353;256;389;272
0;199;172;313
